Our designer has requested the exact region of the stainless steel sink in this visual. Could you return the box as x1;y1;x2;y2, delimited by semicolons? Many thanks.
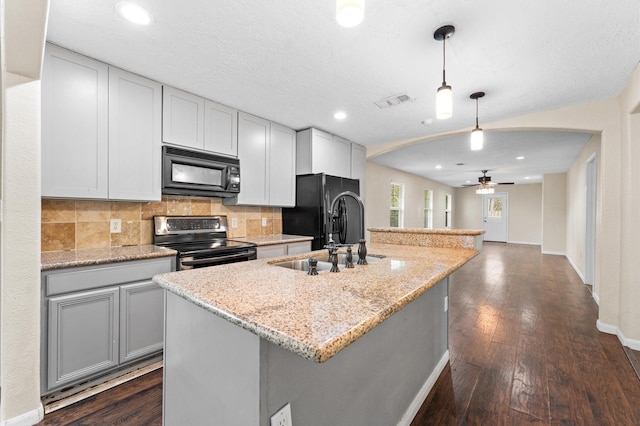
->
271;254;385;272
272;259;332;272
314;253;385;264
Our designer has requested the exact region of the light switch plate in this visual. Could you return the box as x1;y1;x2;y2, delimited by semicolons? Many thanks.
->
110;218;122;233
262;217;267;227
231;217;238;228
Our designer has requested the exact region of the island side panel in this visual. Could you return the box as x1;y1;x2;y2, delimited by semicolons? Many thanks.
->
259;278;449;426
163;292;260;425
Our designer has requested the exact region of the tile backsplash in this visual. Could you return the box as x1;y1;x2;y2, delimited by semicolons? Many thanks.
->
41;196;283;252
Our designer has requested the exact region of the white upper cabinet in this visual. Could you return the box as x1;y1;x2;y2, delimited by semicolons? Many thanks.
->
42;44;162;201
108;68;162;201
204;100;238;157
235;112;270;205
162;86;238;157
269;123;296;206
226;113;295;207
162;86;205;150
296;128;352;178
350;142;366;199
42;44;109;199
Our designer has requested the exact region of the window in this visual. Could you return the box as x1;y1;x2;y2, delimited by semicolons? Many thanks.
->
487;197;503;218
445;193;452;229
424;189;433;228
390;182;404;227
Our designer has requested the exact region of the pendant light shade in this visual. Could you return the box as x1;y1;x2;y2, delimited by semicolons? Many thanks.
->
434;25;455;120
336;0;365;27
475;186;494;195
470;91;485;151
436;84;453;120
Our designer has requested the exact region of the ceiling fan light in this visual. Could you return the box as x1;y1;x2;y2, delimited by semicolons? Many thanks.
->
436;84;452;119
336;0;365;27
470;127;483;150
475;186;494;195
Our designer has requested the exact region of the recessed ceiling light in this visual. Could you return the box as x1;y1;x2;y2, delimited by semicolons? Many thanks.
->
525;176;530;180
116;2;154;25
466;180;471;183
334;111;347;120
435;165;442;169
516;156;525;160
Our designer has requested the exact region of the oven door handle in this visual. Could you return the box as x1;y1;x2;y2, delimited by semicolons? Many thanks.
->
180;251;255;266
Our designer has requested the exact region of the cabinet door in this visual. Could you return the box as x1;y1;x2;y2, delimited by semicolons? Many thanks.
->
269;123;296;207
47;287;119;391
162;86;204;149
42;44;109;198
120;281;164;363
327;135;353;178
109;67;162;201
350;142;366;201
204;100;238;157
256;244;288;259
236;112;270;205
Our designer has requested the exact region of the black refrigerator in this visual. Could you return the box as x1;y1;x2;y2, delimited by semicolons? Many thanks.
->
282;174;362;251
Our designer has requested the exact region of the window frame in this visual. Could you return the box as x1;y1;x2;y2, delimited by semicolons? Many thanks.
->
424;189;433;229
390;181;404;228
444;193;452;229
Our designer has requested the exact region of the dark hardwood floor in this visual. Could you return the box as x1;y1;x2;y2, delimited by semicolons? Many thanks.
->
39;243;640;425
412;242;640;425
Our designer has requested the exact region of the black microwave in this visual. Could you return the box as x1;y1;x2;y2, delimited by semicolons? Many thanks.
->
162;146;240;198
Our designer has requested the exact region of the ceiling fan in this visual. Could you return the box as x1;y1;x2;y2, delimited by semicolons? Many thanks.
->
462;170;514;189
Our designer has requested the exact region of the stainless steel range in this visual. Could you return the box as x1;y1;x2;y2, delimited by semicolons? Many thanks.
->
153;215;257;270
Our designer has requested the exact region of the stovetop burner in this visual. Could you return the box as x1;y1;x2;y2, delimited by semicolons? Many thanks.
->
153;215;257;270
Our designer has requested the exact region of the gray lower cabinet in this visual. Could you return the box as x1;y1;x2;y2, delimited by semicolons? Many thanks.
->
47;287;120;391
42;257;174;394
120;281;164;363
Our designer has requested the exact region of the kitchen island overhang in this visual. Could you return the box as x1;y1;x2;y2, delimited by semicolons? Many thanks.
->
154;241;479;425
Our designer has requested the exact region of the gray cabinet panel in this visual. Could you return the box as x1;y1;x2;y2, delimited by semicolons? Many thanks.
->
120;281;164;363
45;257;173;296
48;287;119;390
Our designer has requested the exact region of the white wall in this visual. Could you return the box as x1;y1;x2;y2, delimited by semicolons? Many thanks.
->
454;184;542;245
566;134;601;280
542;173;567;254
365;162;455;233
1;0;48;423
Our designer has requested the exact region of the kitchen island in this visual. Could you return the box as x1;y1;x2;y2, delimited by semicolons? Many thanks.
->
154;241;478;425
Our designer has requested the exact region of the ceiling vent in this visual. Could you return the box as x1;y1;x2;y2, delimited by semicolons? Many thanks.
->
375;92;415;109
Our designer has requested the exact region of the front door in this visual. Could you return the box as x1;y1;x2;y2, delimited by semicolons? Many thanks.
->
483;193;508;242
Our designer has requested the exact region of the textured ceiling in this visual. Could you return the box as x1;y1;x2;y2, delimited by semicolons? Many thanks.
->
46;0;640;186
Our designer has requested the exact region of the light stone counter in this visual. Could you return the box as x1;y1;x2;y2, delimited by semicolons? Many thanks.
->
154;242;477;363
41;244;177;271
369;227;485;250
230;233;313;246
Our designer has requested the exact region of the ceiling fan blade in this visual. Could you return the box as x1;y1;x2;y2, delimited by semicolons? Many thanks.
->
496;182;515;185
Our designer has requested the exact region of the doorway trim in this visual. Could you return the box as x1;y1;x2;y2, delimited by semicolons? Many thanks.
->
585;153;597;291
482;192;509;242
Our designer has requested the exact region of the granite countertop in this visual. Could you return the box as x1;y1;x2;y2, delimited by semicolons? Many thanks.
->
154;242;478;363
368;227;485;235
231;234;314;246
41;245;177;271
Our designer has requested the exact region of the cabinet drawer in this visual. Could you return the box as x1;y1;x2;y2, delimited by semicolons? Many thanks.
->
45;257;173;296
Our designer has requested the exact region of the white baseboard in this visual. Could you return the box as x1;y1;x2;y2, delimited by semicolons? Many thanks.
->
596;320;640;351
397;350;449;426
507;241;541;246
541;250;566;256
592;291;600;305
1;404;44;426
566;256;586;283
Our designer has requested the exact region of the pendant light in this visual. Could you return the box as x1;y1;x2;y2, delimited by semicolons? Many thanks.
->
433;25;455;119
336;0;365;28
470;91;485;151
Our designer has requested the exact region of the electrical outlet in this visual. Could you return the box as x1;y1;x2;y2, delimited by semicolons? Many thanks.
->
444;296;449;312
231;217;238;228
110;218;122;234
270;403;292;426
262;217;267;227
